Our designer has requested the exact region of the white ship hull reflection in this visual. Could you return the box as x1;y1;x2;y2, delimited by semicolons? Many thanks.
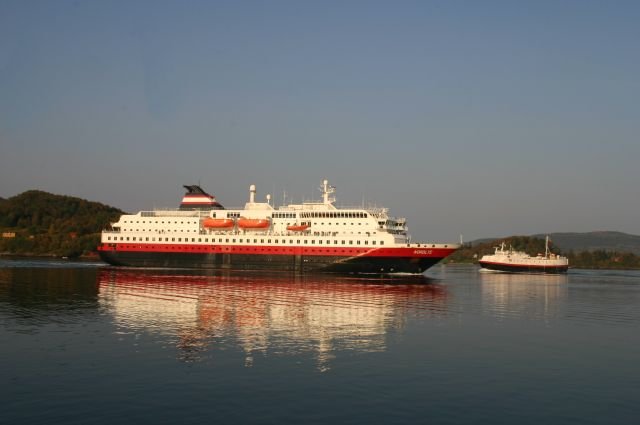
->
98;269;447;370
479;272;568;321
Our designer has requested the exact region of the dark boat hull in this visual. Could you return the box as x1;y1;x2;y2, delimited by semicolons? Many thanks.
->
479;261;568;274
99;249;447;274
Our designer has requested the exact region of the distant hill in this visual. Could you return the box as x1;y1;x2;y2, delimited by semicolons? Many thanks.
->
0;190;123;257
532;232;640;255
449;234;640;269
470;231;640;255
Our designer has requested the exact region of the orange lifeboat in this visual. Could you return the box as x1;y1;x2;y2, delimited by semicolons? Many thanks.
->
286;224;310;232
237;217;271;229
202;218;235;229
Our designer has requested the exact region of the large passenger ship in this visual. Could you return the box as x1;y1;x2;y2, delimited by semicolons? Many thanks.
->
98;180;459;274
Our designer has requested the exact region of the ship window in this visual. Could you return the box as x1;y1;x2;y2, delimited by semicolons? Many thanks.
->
297;240;300;244
312;240;315;244
342;240;345;245
146;237;149;241
198;238;201;242
232;239;236;243
304;240;308;244
319;240;322;244
365;241;368;245
178;238;181;242
126;237;130;241
225;239;229;243
268;239;271;243
254;239;257;243
290;240;294;244
372;241;376;245
205;238;208;242
380;241;384;245
172;238;175;242
349;241;353;245
219;238;223;242
357;240;360;245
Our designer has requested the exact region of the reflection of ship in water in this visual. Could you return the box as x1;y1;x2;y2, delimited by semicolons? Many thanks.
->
98;269;447;370
479;272;568;321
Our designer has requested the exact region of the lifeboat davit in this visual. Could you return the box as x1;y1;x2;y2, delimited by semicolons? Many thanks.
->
237;217;271;229
286;224;310;232
202;218;235;229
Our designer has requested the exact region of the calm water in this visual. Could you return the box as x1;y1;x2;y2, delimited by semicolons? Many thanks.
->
1;259;639;425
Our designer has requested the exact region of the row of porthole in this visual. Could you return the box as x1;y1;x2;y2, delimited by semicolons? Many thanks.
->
107;236;384;246
116;245;368;255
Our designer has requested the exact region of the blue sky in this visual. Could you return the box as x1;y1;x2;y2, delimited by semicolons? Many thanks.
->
1;0;639;241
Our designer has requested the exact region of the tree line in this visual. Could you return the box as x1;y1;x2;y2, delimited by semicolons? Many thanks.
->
0;190;123;257
446;236;640;269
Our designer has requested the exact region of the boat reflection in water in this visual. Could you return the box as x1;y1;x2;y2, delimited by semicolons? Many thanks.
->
479;271;568;322
98;269;447;370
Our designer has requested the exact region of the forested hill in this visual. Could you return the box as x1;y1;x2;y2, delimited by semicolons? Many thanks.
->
471;231;640;256
0;190;123;257
448;235;640;269
531;231;640;255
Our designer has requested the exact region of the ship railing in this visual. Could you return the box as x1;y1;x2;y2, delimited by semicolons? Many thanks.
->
142;209;210;218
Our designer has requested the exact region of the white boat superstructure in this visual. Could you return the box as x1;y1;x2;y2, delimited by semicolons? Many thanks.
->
478;236;569;274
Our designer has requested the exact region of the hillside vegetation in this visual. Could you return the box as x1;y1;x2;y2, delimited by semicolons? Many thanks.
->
0;190;123;257
447;235;640;269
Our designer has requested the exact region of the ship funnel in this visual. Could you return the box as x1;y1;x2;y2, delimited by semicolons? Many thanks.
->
249;184;256;203
180;185;225;210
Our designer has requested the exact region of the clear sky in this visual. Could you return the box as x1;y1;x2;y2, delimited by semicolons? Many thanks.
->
1;0;639;242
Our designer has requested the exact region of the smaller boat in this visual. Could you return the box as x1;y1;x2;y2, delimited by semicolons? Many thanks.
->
202;218;235;229
478;236;569;274
237;217;271;229
286;223;310;232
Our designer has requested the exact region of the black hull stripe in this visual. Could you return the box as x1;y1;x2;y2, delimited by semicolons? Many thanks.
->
479;261;568;274
99;250;447;274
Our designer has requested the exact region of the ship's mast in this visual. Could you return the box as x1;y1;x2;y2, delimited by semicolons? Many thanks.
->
545;235;550;258
321;179;336;205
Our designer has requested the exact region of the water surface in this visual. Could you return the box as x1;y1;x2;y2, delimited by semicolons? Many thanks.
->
1;259;639;424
